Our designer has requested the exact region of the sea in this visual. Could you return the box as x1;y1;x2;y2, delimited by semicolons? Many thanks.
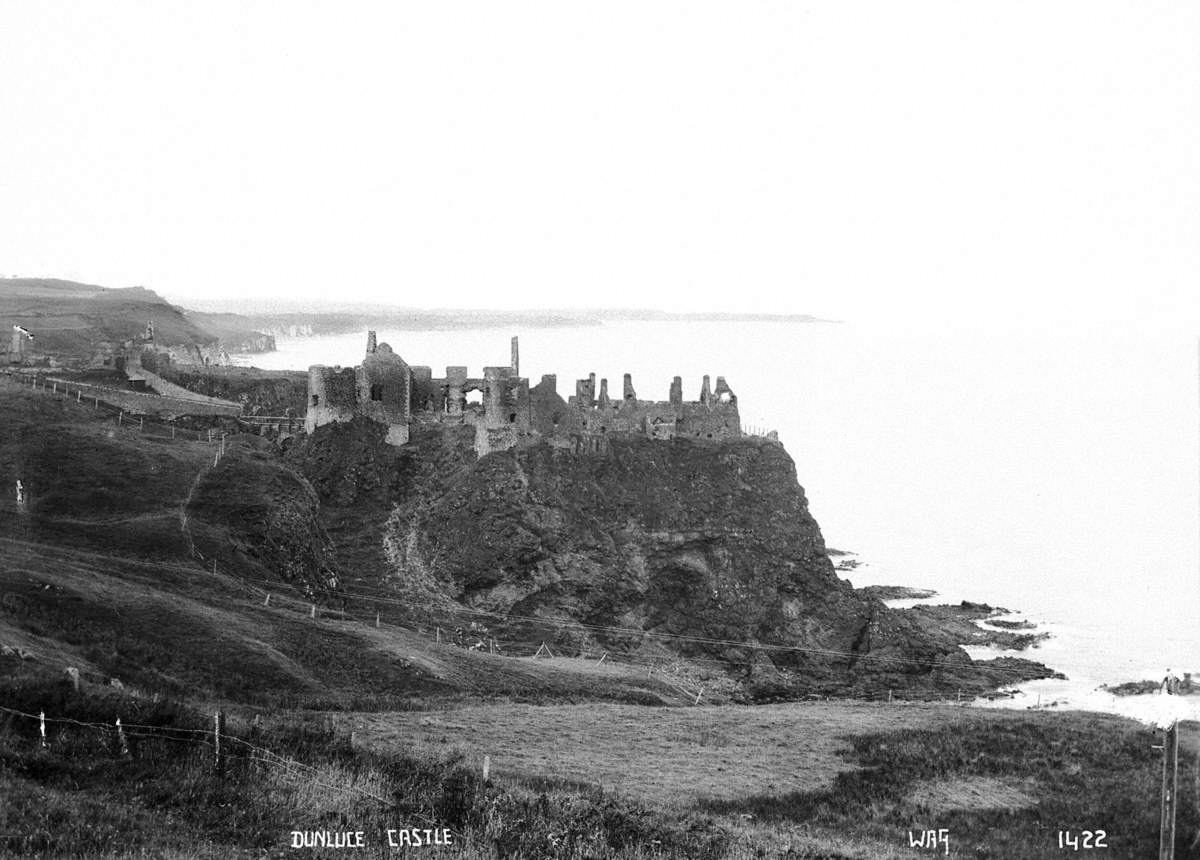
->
235;320;1200;723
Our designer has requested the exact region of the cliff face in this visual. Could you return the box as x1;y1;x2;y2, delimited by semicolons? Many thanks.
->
297;420;979;697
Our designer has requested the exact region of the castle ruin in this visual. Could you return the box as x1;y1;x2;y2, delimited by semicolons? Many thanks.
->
306;333;742;456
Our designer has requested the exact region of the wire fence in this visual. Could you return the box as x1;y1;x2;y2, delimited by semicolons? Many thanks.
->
0;701;467;846
2;369;245;442
8;368;242;417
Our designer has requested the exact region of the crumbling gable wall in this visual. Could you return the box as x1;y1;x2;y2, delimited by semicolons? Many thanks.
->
475;366;534;456
305;365;358;434
409;365;436;414
566;372;742;444
355;342;411;445
529;374;583;443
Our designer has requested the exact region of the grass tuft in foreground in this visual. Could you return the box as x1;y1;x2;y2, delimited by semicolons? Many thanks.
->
0;678;730;858
701;714;1199;858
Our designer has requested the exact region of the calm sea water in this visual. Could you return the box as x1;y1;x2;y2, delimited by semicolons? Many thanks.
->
238;321;1200;718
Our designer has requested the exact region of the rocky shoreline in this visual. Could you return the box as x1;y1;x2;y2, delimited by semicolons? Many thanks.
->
1100;675;1197;697
852;585;1062;690
899;601;1052;652
857;584;939;600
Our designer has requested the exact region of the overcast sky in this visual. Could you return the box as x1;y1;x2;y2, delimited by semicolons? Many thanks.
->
2;2;1197;327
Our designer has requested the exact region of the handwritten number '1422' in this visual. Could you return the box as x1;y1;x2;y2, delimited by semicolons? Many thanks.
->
1058;830;1107;850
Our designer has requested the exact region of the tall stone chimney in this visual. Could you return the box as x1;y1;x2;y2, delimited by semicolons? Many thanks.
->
510;336;519;376
366;330;378;354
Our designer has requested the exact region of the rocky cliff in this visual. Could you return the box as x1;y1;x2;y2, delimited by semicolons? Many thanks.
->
294;419;1041;699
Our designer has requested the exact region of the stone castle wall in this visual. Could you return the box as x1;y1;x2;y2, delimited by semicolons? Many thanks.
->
305;331;742;456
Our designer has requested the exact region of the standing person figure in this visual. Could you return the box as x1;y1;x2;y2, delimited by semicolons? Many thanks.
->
1161;668;1181;695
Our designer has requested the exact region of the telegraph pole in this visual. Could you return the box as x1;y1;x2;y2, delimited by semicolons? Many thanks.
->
1159;720;1179;860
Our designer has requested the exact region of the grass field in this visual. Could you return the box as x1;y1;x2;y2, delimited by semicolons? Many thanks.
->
350;702;1200;857
5;680;1196;858
349;700;987;804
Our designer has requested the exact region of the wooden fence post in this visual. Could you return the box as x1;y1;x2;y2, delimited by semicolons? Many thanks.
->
116;718;130;757
1160;720;1180;859
264;593;271;607
213;711;225;778
310;604;317;619
483;755;491;782
375;613;380;628
39;710;47;748
436;627;441;643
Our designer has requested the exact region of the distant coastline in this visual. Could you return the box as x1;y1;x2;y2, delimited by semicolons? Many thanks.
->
176;299;839;336
1;277;836;365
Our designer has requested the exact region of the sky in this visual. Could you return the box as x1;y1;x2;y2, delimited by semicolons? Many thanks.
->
1;2;1198;328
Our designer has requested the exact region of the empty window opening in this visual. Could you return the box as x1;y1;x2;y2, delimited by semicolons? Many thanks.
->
311;394;320;407
465;390;483;407
370;384;384;401
509;413;517;423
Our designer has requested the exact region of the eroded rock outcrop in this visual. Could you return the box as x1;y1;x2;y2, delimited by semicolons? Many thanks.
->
294;419;1051;698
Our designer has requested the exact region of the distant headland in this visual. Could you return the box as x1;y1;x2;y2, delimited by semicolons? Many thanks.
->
0;277;837;369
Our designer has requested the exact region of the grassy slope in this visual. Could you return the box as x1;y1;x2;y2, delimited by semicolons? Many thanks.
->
0;379;690;709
